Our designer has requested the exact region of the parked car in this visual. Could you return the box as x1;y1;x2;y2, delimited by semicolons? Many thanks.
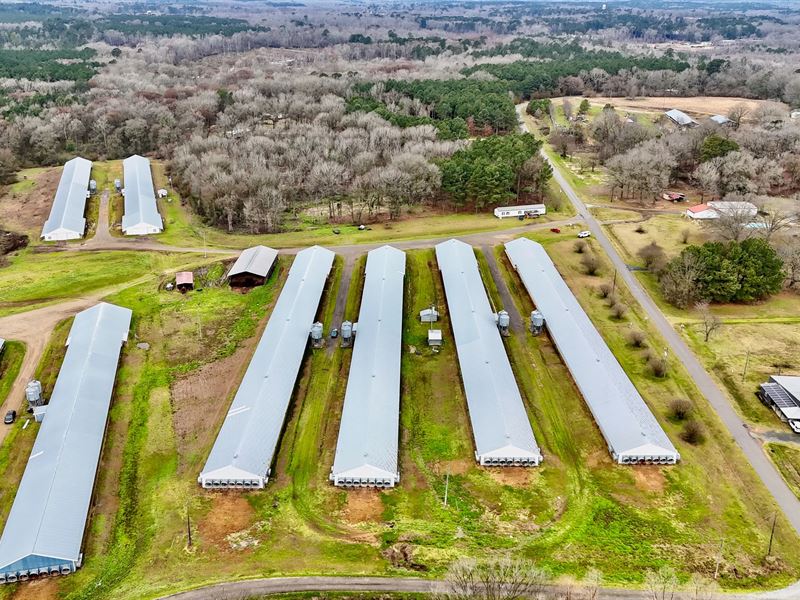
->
550;227;561;233
330;328;339;339
4;410;16;425
577;230;592;238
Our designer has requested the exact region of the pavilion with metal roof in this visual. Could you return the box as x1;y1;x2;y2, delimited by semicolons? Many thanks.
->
199;245;335;489
0;302;132;583
505;237;679;464
435;239;542;466
330;246;405;487
227;245;279;287
121;155;163;236
41;157;92;241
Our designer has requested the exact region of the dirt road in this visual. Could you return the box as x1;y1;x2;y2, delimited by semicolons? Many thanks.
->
517;102;800;536
0;295;105;445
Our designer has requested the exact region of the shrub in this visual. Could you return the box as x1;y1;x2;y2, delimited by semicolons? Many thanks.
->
598;283;612;298
638;242;667;272
611;302;627;319
574;240;587;254
635;223;646;234
680;228;691;244
581;253;600;276
680;420;705;445
669;398;693;420
605;293;618;307
627;330;646;348
647;352;668;377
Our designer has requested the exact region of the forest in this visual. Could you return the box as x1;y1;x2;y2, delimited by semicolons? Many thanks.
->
0;0;798;235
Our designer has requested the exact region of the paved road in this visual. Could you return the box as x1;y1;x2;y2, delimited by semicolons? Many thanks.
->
517;103;800;535
158;574;792;600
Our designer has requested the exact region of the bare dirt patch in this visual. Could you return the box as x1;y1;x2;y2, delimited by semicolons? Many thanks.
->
0;168;60;238
577;95;785;118
13;577;59;600
171;344;253;473
341;488;384;524
485;466;533;486
632;466;667;493
198;494;255;550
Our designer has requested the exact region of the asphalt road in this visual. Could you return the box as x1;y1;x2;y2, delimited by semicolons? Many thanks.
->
517;103;800;535
158;574;799;600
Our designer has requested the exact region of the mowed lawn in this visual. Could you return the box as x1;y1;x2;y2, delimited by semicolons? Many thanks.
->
0;239;791;600
0;250;210;317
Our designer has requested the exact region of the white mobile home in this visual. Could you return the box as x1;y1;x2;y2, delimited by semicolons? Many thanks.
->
493;204;546;219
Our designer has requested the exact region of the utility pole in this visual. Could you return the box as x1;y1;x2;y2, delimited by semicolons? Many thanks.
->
443;470;450;507
767;513;777;557
187;512;192;547
611;269;617;297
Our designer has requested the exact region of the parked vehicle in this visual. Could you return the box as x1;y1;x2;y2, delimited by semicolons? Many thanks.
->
578;231;592;238
330;328;339;339
550;227;561;233
4;410;16;425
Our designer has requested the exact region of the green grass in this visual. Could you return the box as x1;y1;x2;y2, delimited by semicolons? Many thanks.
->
0;250;212;317
767;444;800;500
0;341;25;408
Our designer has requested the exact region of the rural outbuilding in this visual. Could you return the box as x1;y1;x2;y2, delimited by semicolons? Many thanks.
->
330;246;405;488
505;237;679;465
227;245;279;288
41;157;92;242
175;272;194;292
199;245;335;489
665;108;698;128
435;239;543;467
0;302;131;582
122;155;163;236
758;376;800;434
685;200;757;220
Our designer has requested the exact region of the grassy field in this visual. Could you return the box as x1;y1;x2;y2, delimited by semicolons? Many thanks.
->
0;341;24;408
601;213;800;433
606;214;708;265
0;250;212;318
767;444;800;499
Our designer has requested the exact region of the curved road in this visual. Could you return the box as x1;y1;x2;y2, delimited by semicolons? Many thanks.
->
517;103;800;535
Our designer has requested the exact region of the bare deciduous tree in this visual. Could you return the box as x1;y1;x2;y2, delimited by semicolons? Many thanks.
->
439;558;549;600
696;302;722;342
645;566;679;600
